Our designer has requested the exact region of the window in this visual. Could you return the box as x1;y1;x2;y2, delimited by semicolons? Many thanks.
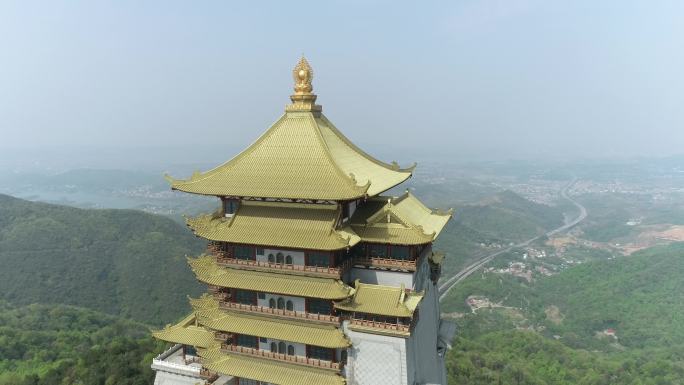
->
350;244;365;258
287;345;295;356
236;334;258;349
234;290;255;305
285;255;293;265
256;248;264;256
260;337;267;343
308;299;332;315
308;252;330;267
276;252;284;264
269;298;276;309
286;300;294;311
277;298;285;309
368;244;387;258
341;350;348;363
239;379;259;385
270;342;277;352
278;342;286;354
257;292;266;300
268;254;275;263
308;346;332;361
235;246;254;260
184;345;197;357
390;245;410;260
225;199;240;215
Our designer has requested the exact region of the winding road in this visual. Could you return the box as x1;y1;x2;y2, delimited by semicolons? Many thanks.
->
438;180;587;302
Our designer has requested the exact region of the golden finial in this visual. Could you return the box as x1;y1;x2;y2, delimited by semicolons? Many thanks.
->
293;56;314;95
287;55;322;113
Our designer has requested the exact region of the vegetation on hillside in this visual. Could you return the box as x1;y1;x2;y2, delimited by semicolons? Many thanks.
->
0;301;164;385
447;331;684;385
435;190;565;275
0;194;204;325
444;242;684;384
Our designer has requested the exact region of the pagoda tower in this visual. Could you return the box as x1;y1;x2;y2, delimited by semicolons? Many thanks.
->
151;57;454;385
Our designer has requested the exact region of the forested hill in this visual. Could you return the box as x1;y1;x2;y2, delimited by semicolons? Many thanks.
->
0;301;162;385
0;194;204;325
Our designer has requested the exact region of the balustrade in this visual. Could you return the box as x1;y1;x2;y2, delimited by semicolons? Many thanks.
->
352;256;417;271
220;344;342;370
214;255;350;278
220;301;340;324
350;318;411;333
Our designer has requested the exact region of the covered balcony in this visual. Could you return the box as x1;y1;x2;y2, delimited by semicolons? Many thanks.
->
219;344;343;371
219;300;340;324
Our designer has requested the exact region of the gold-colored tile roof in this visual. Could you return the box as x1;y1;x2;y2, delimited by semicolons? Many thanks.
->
350;191;452;245
152;313;215;348
334;281;423;318
192;295;350;348
166;112;413;200
200;346;345;385
186;201;359;250
188;255;353;300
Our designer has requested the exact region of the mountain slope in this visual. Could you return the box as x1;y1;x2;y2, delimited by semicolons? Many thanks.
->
0;301;163;385
0;194;204;324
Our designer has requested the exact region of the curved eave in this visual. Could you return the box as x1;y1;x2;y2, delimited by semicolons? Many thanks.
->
200;347;346;385
164;112;415;201
193;297;350;348
152;314;215;349
185;211;360;251
188;255;353;300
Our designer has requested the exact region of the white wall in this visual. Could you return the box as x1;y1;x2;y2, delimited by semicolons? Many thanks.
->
256;248;305;265
257;293;306;312
258;338;306;357
349;267;414;288
343;323;409;385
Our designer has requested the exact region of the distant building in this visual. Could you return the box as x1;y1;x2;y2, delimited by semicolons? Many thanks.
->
151;58;454;385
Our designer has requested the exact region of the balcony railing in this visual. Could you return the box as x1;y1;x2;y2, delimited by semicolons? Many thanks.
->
220;344;343;371
349;318;411;333
214;331;232;341
220;301;340;324
352;256;417;271
199;368;218;381
214;255;350;278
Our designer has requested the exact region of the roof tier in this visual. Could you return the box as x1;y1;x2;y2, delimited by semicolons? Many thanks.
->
187;201;359;250
200;346;345;385
189;255;353;300
349;191;452;245
152;313;215;348
192;295;349;349
334;281;423;318
166;111;413;200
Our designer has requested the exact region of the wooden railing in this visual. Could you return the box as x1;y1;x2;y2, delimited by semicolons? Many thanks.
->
199;368;218;381
220;301;340;324
352;256;417;271
214;331;232;341
220;344;343;370
215;255;350;278
350;318;411;333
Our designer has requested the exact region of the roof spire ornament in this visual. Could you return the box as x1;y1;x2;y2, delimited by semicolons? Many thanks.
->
287;55;322;113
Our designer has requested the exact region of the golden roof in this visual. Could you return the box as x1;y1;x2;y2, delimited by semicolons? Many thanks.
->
192;295;350;348
200;345;345;385
186;201;359;250
188;255;353;300
350;191;452;245
166;59;413;201
152;313;215;348
334;281;423;318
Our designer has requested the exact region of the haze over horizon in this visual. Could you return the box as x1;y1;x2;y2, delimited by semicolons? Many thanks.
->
1;0;683;166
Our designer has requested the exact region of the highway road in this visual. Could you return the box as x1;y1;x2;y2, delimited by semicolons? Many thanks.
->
438;180;588;302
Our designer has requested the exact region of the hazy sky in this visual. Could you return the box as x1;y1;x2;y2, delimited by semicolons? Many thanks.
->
1;0;683;163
